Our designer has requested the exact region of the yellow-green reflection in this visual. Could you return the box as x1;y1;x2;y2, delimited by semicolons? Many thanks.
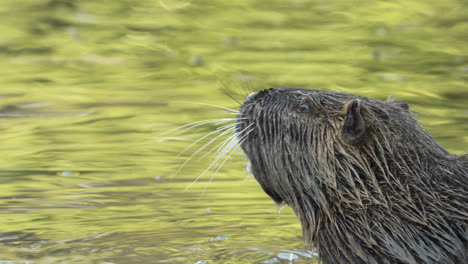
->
0;0;466;263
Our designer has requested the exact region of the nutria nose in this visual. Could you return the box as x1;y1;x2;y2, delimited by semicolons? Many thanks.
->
246;92;257;103
245;88;276;103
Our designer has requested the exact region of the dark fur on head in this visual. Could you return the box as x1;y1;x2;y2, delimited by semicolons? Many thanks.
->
236;88;468;264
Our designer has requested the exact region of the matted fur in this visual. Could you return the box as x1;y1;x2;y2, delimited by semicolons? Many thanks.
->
236;88;468;264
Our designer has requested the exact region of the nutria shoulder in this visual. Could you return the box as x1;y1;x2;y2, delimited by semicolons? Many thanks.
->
236;88;468;264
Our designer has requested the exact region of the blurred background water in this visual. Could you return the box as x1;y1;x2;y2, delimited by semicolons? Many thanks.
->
0;0;466;263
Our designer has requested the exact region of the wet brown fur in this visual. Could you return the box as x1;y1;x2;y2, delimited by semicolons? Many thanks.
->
236;88;468;264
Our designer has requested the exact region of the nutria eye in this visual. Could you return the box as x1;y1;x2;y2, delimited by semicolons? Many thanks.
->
297;102;310;113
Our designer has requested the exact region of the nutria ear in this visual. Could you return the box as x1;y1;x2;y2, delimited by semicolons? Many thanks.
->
342;100;366;145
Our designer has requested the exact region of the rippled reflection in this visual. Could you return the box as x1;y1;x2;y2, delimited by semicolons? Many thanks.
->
0;0;466;263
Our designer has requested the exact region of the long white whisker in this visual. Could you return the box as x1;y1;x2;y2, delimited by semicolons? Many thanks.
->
184;136;237;191
176;123;235;158
154;118;236;138
176;126;237;175
175;117;246;136
201;144;241;195
235;127;254;148
171;101;239;113
184;126;254;191
194;126;238;161
213;133;239;163
213;123;253;157
198;135;234;161
173;118;237;136
203;131;238;160
200;128;254;195
210;125;253;167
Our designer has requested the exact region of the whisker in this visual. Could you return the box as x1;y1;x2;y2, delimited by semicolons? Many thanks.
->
198;122;250;161
171;101;239;113
236;127;255;147
198;135;234;161
173;118;238;136
184;135;238;191
201;143;241;195
194;121;251;161
176;123;235;158
220;85;243;105
178;117;245;133
208;130;239;159
213;123;253;157
212;133;239;165
242;174;253;181
200;128;254;195
154;118;236;138
195;126;240;161
183;125;254;192
176;126;237;175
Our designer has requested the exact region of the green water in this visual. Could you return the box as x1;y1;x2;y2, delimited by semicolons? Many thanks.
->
0;0;466;263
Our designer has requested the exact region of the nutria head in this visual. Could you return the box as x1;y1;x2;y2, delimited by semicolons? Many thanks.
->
236;88;467;264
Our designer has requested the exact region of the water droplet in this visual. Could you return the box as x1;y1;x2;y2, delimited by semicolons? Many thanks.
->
261;257;280;263
276;201;287;214
210;234;228;241
61;171;73;177
277;252;298;260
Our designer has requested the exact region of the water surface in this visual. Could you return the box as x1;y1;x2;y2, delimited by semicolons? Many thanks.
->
0;0;466;263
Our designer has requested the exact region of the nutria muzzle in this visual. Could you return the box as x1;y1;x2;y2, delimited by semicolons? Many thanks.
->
236;88;468;264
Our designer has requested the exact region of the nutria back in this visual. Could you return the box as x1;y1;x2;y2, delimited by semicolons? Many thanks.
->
236;88;468;264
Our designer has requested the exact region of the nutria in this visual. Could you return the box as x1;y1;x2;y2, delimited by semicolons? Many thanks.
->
236;88;468;264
